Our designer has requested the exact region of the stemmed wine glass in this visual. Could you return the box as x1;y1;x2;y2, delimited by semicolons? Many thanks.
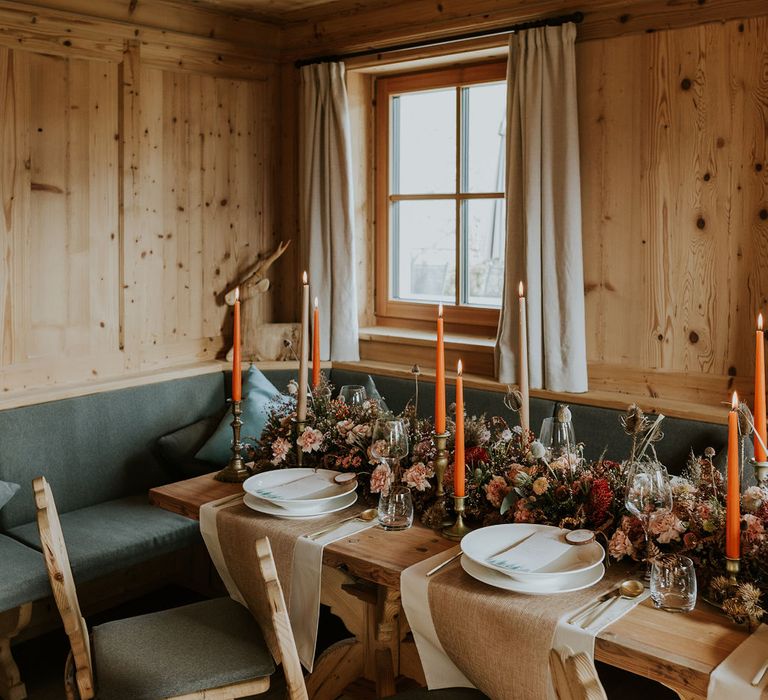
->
370;418;412;530
339;385;367;407
625;461;673;578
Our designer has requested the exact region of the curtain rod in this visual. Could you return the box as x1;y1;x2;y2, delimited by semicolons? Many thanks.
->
294;10;583;68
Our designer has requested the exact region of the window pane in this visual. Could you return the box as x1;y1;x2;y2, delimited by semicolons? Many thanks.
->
392;89;455;194
392;200;455;303
463;82;506;194
463;199;505;307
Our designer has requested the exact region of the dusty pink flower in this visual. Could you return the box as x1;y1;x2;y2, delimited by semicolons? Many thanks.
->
743;513;765;544
296;427;324;453
743;486;766;514
484;475;510;508
696;502;713;522
532;476;549;496
336;419;354;437
346;423;371;445
370;463;393;496
648;510;686;544
271;437;291;465
608;529;635;561
402;462;434;491
513;498;533;523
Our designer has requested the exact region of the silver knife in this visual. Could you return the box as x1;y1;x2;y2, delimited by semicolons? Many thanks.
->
567;586;621;625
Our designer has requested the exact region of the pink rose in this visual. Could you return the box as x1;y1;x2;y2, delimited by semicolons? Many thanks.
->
370;463;393;496
296;427;324;453
271;437;291;465
648;510;686;544
402;462;434;492
608;529;635;561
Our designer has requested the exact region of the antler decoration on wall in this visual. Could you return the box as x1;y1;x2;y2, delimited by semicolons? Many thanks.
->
224;240;291;306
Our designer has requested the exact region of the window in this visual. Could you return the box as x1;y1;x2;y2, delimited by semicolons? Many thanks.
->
375;62;507;332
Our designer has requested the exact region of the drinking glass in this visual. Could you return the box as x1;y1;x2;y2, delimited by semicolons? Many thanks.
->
539;417;576;459
339;385;367;407
378;485;414;531
625;461;674;577
370;418;410;464
651;555;697;612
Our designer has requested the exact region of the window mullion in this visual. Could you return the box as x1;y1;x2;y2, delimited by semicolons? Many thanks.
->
455;86;462;309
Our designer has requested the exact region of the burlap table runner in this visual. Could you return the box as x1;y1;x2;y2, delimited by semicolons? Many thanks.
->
215;501;364;658
428;563;628;699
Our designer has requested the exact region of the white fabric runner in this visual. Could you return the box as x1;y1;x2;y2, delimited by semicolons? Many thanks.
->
199;496;375;671
708;624;768;699
400;547;474;690
289;517;377;669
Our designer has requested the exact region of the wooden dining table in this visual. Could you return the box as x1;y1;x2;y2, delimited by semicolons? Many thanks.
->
150;472;749;700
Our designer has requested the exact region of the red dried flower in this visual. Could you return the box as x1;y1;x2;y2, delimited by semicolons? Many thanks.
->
588;478;614;525
465;446;490;466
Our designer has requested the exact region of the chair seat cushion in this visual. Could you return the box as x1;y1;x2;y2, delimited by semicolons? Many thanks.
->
7;495;200;583
0;534;50;611
388;689;489;700
93;597;275;700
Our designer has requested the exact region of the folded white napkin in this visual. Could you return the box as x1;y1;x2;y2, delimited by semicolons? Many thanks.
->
251;472;335;501
290;518;377;671
487;530;572;574
400;548;475;690
708;624;768;699
550;586;650;700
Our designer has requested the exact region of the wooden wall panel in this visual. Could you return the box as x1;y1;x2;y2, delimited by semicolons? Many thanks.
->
579;15;768;404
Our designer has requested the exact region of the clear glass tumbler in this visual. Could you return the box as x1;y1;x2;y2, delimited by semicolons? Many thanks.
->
378;485;414;531
650;555;697;612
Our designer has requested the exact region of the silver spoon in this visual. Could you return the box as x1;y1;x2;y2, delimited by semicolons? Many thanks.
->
580;579;644;629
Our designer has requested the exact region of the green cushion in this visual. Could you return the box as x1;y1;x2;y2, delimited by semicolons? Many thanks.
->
388;689;488;699
93;597;275;700
7;495;199;583
0;481;19;510
0;373;226;530
156;412;223;477
196;366;282;466
0;534;50;611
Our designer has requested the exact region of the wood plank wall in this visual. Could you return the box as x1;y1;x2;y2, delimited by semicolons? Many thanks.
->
0;1;281;395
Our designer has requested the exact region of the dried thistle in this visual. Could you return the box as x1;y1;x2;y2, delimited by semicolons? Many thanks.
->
710;575;732;597
504;385;523;412
621;404;649;437
738;402;754;438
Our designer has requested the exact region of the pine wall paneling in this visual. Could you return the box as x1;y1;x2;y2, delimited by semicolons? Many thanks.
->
0;1;280;397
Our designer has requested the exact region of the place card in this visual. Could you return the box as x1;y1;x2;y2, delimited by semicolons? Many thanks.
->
487;530;572;574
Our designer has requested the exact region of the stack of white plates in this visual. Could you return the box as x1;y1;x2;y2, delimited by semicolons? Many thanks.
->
242;468;358;519
459;524;605;595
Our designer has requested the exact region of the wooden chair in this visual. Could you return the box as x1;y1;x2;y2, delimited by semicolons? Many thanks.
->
550;647;608;700
33;476;307;700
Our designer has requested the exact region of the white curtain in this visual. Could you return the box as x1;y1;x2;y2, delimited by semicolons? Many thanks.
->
300;62;360;361
495;23;588;393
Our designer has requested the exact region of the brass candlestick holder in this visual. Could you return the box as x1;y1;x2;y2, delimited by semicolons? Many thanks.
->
215;400;250;482
293;417;307;467
443;495;471;541
726;556;740;586
422;431;452;529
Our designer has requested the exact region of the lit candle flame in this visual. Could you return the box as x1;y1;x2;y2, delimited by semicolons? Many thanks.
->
457;359;463;376
518;281;525;298
302;271;308;285
438;302;443;318
732;391;739;410
314;296;318;308
234;286;240;302
759;313;764;331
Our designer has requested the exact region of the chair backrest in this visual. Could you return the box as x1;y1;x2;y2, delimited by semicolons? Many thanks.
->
33;476;95;699
550;647;607;700
255;537;308;700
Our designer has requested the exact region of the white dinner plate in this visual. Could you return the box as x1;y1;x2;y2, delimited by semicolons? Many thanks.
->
460;554;605;595
460;523;604;582
242;490;358;519
243;468;357;513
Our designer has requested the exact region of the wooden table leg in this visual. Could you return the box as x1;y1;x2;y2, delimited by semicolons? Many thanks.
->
0;604;32;700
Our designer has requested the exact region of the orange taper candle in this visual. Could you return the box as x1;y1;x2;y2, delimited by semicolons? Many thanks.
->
755;314;766;462
454;360;465;497
726;392;741;560
435;304;446;434
231;287;241;402
297;272;309;422
312;297;320;389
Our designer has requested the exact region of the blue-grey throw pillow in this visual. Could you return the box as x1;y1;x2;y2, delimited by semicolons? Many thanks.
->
0;481;20;511
195;366;282;466
157;412;225;477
